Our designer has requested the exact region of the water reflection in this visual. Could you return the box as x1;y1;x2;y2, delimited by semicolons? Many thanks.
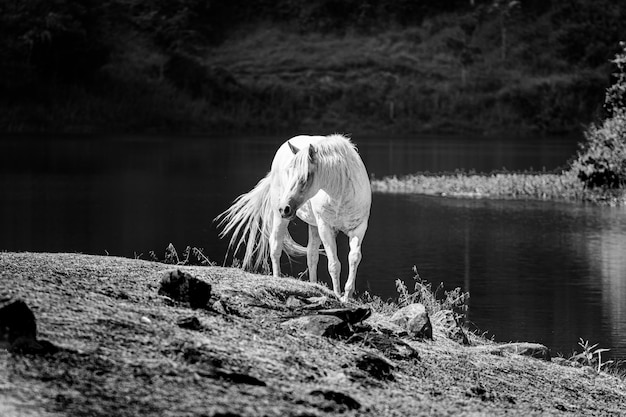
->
369;194;626;359
585;212;626;360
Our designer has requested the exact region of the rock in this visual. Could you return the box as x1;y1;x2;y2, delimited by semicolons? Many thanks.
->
212;299;243;317
0;298;37;349
158;269;212;309
355;352;395;381
390;303;433;340
216;370;266;386
466;385;496;402
316;307;371;324
212;299;228;314
177;316;202;330
10;338;59;354
365;314;408;337
347;333;420;361
482;342;551;361
0;298;58;354
194;364;266;386
309;389;361;412
305;295;329;305
281;315;352;339
196;368;267;386
285;295;306;308
320;371;352;385
431;309;469;345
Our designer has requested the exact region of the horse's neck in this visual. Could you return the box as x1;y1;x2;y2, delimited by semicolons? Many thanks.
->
317;159;369;204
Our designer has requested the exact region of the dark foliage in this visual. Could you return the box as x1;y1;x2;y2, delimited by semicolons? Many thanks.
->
551;0;626;68
1;0;626;133
0;0;111;86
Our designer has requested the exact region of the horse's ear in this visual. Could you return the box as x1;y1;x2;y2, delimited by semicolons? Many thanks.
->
288;141;300;155
308;144;317;163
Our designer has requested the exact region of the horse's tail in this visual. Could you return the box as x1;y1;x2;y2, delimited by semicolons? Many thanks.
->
215;174;307;273
284;233;308;259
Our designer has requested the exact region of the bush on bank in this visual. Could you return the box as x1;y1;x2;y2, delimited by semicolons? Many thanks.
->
571;42;626;191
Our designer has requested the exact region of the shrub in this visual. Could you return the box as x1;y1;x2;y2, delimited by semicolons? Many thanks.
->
396;266;469;317
571;42;626;189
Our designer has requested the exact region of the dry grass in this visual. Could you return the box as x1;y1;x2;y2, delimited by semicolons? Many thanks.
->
2;252;626;416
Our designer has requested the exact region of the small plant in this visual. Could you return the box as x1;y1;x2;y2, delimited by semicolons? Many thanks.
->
148;243;215;266
396;266;470;317
164;243;180;264
181;246;214;266
358;291;397;315
570;338;614;373
395;278;411;307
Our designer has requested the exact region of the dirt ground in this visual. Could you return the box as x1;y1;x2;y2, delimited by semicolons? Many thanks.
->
1;252;626;416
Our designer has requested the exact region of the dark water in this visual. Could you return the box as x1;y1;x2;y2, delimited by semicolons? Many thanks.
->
2;134;626;363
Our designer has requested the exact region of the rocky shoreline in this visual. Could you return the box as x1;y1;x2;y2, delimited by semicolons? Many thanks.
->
1;252;625;416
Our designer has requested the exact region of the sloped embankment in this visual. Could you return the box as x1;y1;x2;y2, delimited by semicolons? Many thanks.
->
1;252;625;416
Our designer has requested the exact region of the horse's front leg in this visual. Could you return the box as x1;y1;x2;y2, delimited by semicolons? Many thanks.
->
307;224;321;283
318;223;341;298
269;214;289;277
343;224;367;302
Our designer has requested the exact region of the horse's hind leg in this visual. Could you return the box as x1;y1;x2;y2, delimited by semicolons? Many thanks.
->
343;224;367;302
318;223;341;298
269;214;289;277
307;224;321;283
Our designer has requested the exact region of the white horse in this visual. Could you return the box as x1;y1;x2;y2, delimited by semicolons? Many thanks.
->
216;134;371;302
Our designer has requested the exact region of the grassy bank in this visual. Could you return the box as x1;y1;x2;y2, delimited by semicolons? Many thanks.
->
2;252;626;416
371;171;582;200
371;170;626;205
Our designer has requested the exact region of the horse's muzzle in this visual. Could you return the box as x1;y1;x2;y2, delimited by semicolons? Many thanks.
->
279;205;295;219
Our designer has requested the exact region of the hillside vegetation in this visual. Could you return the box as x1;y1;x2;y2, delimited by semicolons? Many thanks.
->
2;0;625;134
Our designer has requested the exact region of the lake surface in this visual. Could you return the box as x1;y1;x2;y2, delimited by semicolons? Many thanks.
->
2;133;626;363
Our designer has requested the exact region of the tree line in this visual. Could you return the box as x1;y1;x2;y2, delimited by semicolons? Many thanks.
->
1;0;626;132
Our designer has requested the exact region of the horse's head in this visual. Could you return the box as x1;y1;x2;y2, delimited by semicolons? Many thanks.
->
278;141;318;219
